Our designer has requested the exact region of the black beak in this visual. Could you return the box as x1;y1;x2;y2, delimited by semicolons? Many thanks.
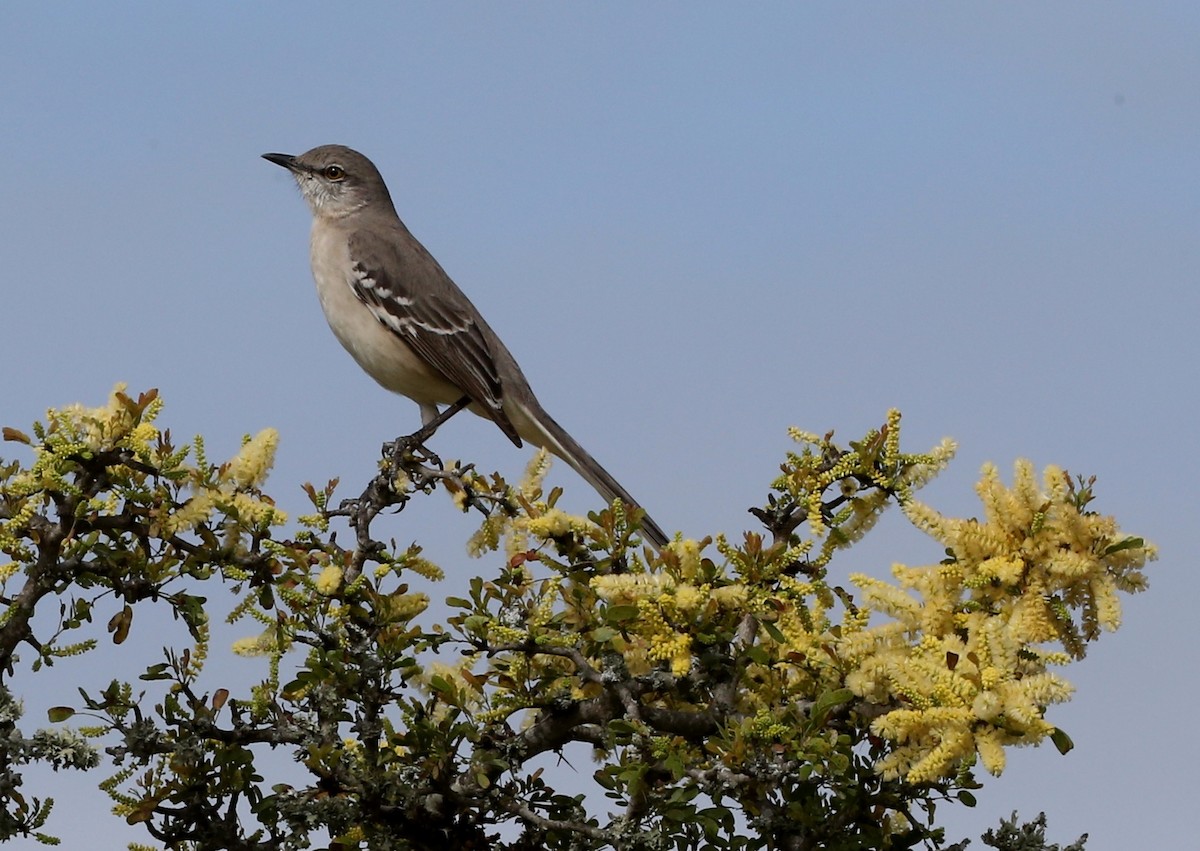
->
262;152;298;170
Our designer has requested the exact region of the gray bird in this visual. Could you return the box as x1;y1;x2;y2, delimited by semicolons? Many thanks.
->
263;145;668;548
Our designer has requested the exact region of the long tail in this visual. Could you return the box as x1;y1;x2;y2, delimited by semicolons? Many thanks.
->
511;400;669;549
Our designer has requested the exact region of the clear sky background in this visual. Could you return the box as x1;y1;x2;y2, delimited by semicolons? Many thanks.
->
2;4;1196;849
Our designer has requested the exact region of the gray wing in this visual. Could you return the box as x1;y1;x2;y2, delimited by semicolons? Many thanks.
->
346;226;523;446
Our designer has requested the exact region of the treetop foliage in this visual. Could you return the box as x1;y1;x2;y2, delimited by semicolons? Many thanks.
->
0;386;1154;850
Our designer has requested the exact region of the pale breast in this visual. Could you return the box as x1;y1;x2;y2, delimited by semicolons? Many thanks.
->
309;221;461;406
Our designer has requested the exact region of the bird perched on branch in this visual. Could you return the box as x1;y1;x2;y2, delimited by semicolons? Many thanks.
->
263;145;668;548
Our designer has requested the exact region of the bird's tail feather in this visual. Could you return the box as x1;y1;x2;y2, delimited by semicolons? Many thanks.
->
513;402;669;549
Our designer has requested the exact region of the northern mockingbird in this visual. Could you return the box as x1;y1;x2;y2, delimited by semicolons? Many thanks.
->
263;145;668;548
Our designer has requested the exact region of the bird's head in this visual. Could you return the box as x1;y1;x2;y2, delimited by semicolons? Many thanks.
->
262;145;395;219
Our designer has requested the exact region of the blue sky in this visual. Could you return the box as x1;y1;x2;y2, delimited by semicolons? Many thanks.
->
2;4;1196;848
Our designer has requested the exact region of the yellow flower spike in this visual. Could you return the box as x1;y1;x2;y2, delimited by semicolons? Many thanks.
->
670;583;706;614
975;727;1008;776
883;408;902;459
971;690;1003;722
164;491;217;535
979;666;1003;690
224;428;280;489
1041;464;1070;504
527;508;592;540
315;565;343;596
805;496;827;537
831;489;891;548
1017;672;1074;706
978;556;1025;586
228;493;287;528
385;592;430;621
786;426;822;445
1009;590;1057;644
592;573;672;604
841;605;870;632
911;438;958;481
467;512;507;557
904;730;969;784
666;538;704;581
996;682;1043;730
899;499;951;543
526;581;561;631
342;737;363;757
851;574;920;626
709;584;749;609
520;448;553;499
232;629;279;657
1046;549;1098;581
1091;578;1121;631
128;421;160;455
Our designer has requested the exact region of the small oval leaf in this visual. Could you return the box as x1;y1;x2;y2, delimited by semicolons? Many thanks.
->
2;427;31;444
211;688;230;712
1050;726;1074;755
47;706;75;722
107;605;133;645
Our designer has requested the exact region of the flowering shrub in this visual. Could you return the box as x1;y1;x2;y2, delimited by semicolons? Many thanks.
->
0;388;1153;849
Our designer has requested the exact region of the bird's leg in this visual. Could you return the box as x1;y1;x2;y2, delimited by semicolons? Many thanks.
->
407;395;472;447
386;396;474;464
382;395;474;502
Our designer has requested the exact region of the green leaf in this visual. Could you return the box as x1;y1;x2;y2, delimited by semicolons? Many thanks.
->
47;706;75;722
1050;727;1074;755
429;675;456;699
744;645;770;665
604;605;639;623
590;626;618;643
126;798;158;825
957;790;977;807
808;687;855;728
607;719;637;737
1102;537;1144;556
761;620;786;643
593;770;617;790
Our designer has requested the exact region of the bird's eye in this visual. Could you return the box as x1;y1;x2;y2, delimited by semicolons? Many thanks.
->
323;165;346;181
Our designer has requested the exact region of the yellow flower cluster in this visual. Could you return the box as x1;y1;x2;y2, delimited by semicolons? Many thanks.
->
637;600;693;677
224;428;280;489
466;450;555;558
314;565;343;596
163;428;286;535
232;628;282;657
750;576;864;700
467;450;625;558
774;414;957;573
48;383;163;456
379;591;430;622
421;661;483;720
2;385;160;503
526;508;593;541
591;548;749;678
0;387;186;565
375;547;445;583
844;461;1155;783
